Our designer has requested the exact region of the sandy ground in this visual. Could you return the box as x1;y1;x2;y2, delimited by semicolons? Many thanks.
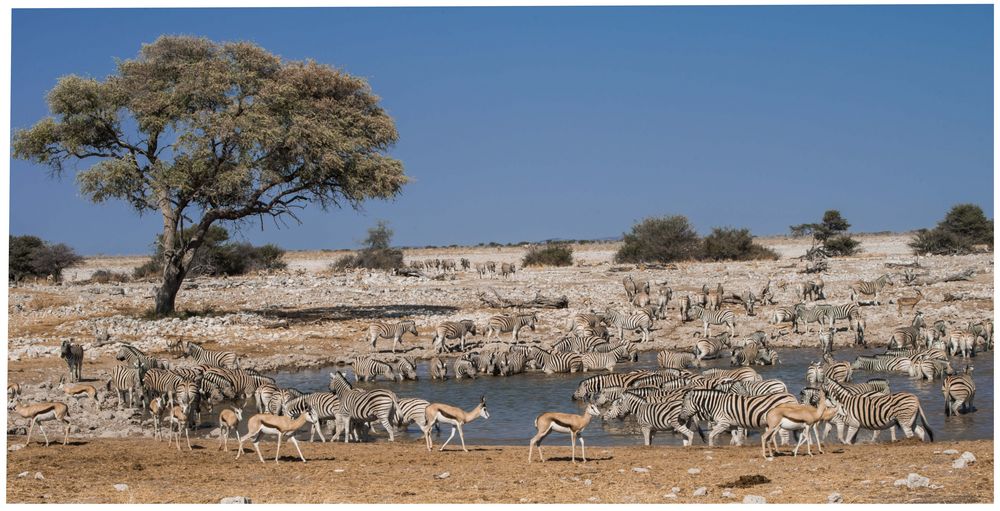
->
5;436;992;504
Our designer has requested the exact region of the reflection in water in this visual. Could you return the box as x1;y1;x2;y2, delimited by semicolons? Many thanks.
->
273;348;993;446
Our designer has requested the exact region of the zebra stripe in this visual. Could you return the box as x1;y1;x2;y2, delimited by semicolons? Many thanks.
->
679;390;797;446
942;368;976;416
604;308;654;342
552;335;610;353
657;350;700;370
694;334;732;362
486;313;537;341
851;355;910;373
116;344;169;370
454;358;478;379
106;361;148;410
60;340;83;383
849;274;894;304
327;371;400;443
429;357;448;380
283;392;347;442
822;378;933;443
701;367;762;383
141;368;184;408
368;320;419;353
814;303;861;329
182;341;239;369
353;356;401;383
729;379;788;396
572;371;653;401
433;320;476;353
688;305;736;337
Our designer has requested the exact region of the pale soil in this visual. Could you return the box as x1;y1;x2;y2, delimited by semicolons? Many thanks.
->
5;437;992;503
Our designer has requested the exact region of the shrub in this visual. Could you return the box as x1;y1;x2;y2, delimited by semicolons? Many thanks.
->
9;235;83;282
615;215;702;263
790;210;861;256
909;204;993;255
133;259;161;280
823;235;861;257
523;243;574;267
132;226;287;278
90;269;131;284
330;221;405;271
702;227;779;261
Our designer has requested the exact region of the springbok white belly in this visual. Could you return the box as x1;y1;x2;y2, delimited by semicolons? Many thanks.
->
35;411;58;421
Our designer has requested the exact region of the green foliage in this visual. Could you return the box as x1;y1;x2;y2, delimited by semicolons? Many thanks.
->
615;216;703;263
522;243;574;267
9;235;83;281
90;269;131;284
823;235;861;257
791;210;860;256
132;225;286;278
702;227;779;261
909;204;993;255
332;221;405;271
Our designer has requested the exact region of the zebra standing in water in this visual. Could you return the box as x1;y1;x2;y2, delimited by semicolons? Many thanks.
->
353;356;401;383
181;341;239;369
486;313;537;341
429;358;448;380
694;333;732;362
453;358;478;379
942;366;975;416
678;390;797;447
851;355;910;373
368;320;419;353
580;343;636;372
552;335;609;353
729;379;788;396
605;391;702;446
657;349;700;369
849;274;894;305
60;339;84;383
393;357;418;380
433;320;477;353
687;305;735;337
821;378;933;444
328;371;399;443
604;308;654;342
283;392;350;442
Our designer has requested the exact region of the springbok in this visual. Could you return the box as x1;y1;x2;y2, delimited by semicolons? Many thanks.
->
58;375;98;407
218;407;244;451
528;404;601;463
424;396;490;452
896;290;924;317
236;408;319;463
13;401;71;447
168;404;192;451
760;391;834;458
149;396;166;441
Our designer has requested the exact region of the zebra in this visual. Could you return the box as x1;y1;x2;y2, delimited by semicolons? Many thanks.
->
908;357;952;382
181;341;239;369
849;274;894;305
106;360;148;410
552;335;609;353
173;380;200;427
501;349;528;375
572;371;652;401
220;368;276;409
608;391;703;446
429;357;448;380
392;397;434;434
534;349;583;374
580;344;633;372
393;357;418;380
819;328;835;355
942;367;975;416
500;262;516;279
368;320;418;353
594;385;663;406
701;367;762;383
687;305;735;338
967;321;993;350
730;341;761;367
821;378;933;444
60;339;83;383
679;295;691;322
486;313;537;341
327;371;399;443
353;356;401;383
657;350;700;370
474;262;488;278
729;379;788;396
115;344;169;370
815;303;861;330
433;320;477;353
792;304;829;334
453;358;478;379
283;392;350;442
888;324;924;349
694;333;731;362
603;308;654;342
769;305;797;325
141;368;185;409
818;355;853;383
678;390;797;447
565;312;606;334
797;279;825;302
856;355;913;373
655;288;671;318
949;332;977;358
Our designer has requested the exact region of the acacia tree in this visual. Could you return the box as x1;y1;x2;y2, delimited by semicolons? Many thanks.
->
14;36;407;315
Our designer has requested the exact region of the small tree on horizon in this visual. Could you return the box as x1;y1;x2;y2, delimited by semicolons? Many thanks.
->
909;203;993;255
13;36;407;315
615;215;702;263
790;209;860;256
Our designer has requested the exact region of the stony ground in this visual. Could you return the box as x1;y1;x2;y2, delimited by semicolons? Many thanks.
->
5;232;995;503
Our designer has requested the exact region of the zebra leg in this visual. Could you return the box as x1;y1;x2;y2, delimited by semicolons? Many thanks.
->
707;423;728;447
641;426;652;446
380;417;396;442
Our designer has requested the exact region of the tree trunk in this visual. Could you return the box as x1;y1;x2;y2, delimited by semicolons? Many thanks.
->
154;254;187;316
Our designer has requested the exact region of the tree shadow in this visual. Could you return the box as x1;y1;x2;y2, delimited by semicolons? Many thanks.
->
251;304;461;325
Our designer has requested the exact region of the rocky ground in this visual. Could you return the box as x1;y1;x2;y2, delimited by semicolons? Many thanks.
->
5;437;993;503
5;232;995;503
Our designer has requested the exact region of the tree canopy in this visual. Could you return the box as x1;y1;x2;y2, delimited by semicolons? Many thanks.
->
13;35;407;314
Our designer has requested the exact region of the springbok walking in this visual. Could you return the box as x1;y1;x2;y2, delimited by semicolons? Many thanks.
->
13;401;71;447
236;408;320;463
424;396;490;452
528;404;600;463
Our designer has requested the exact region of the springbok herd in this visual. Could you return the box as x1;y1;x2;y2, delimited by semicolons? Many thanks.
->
7;268;993;464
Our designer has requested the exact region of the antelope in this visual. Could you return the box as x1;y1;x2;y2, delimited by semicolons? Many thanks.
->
58;375;98;407
528;404;601;463
8;382;22;402
896;290;924;317
168;404;192;451
760;391;833;458
149;396;166;441
13;401;71;447
218;407;244;451
236;408;319;463
424;396;490;452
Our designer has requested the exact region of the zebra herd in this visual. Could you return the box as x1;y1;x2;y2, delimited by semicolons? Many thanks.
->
407;258;518;279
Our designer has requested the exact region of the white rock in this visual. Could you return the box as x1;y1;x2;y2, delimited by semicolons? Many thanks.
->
960;452;976;463
722;489;735;498
34;472;44;480
896;473;930;489
17;471;29;478
583;479;592;486
435;472;450;479
632;467;650;473
828;492;843;503
687;468;701;474
663;493;677;499
941;449;959;455
114;484;129;492
693;487;708;497
587;497;599;502
744;495;767;504
219;496;252;504
671;487;681;493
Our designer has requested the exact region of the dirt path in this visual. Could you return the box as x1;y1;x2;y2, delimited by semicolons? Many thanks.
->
6;436;993;503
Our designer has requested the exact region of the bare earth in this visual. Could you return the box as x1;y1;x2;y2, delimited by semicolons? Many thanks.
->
5;233;995;503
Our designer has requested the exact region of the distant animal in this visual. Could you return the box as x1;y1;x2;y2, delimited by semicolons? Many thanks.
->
60;339;84;383
849;274;894;305
368;320;419;353
896;289;924;317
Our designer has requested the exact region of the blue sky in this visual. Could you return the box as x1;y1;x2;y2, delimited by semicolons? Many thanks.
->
9;6;993;255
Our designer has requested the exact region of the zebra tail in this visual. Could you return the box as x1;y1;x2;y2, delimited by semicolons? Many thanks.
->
917;404;934;442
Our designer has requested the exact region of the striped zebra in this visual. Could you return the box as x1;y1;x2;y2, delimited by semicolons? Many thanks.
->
687;305;735;338
393;357;418;380
604;308;654;342
181;341;239;369
701;367;762;383
822;378;933;444
552;335;609;353
572;371;652;401
368;320;419;353
768;305;796;325
967;321;993;350
849;274;894;305
679;295;692;322
486;313;537;341
579;324;611;339
115;344;169;370
819;355;854;383
580;343;635;372
353;356;401;383
949;332;977;358
729;379;788;396
942;367;975;416
283;392;350;442
815;303;861;330
433;320;477;353
655;289;671;318
694;333;732;362
501;349;528;375
221;368;276;409
792;304;829;334
391;397;440;436
730;341;760;367
453;358;478;379
106;360;148;410
851;355;910;373
327;371;399;443
60;340;83;383
606;391;703;446
535;349;584;374
678;390;797;447
657;349;700;370
429;357;448;380
500;262;516;279
908;357;952;382
141;368;184;409
594;385;662;406
889;326;922;350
